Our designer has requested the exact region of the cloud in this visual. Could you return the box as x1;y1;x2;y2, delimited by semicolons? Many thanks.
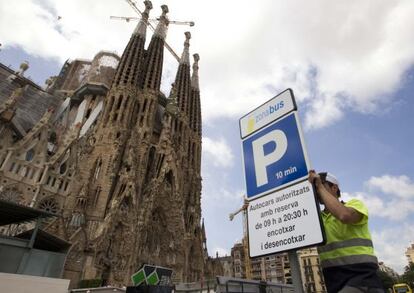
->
211;247;231;257
202;137;234;168
366;175;414;199
341;174;414;221
200;184;245;257
0;0;124;61
371;224;414;274
203;187;244;204
343;191;414;221
200;145;244;257
341;174;414;273
304;92;345;130
1;0;414;130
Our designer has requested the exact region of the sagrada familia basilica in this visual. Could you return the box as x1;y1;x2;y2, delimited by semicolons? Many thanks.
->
0;1;221;287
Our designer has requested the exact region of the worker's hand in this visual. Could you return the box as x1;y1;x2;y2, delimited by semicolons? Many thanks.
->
308;170;322;189
309;170;324;203
242;199;249;210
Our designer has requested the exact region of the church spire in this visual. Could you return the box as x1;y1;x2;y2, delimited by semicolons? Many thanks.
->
190;54;201;135
140;5;169;91
153;5;169;39
191;53;199;91
174;32;192;116
180;31;191;65
133;0;152;36
102;1;152;127
112;0;152;87
0;87;23;123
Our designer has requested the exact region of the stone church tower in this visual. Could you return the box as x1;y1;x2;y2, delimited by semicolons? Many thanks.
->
0;1;209;287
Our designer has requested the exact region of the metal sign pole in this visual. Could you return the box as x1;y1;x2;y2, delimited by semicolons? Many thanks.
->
288;250;304;293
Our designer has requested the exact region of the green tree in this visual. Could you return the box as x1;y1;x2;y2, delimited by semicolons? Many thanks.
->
78;279;102;288
401;263;414;288
377;270;396;290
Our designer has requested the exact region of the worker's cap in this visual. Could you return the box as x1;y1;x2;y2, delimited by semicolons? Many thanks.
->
318;172;339;186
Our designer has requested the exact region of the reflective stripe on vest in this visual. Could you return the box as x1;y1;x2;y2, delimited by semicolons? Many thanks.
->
320;254;378;268
318;238;373;254
318;238;377;268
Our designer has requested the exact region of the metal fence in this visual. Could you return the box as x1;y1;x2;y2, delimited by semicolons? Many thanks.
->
174;276;295;293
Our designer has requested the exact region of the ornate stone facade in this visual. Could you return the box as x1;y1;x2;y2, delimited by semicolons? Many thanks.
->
0;1;208;287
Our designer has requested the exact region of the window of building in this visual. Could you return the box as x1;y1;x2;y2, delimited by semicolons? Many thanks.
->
59;180;64;190
29;169;35;179
25;148;35;161
38;198;58;214
0;188;23;203
8;162;13;172
24;167;30;177
93;187;101;206
0;158;5;169
59;162;67;175
94;158;102;180
116;95;123;110
85;108;92;119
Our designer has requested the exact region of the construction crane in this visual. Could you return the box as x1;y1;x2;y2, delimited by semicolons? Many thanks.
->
110;15;195;27
121;0;195;62
229;199;252;279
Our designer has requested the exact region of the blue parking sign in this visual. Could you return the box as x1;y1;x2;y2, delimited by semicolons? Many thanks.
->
242;112;309;199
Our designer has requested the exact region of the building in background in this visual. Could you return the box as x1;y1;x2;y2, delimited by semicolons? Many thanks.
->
231;242;246;279
406;242;414;265
216;255;233;277
298;248;326;293
230;241;327;292
251;254;292;284
378;261;399;280
231;241;292;284
0;1;216;288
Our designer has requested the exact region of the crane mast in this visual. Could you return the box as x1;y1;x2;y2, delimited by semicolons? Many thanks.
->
110;16;195;27
229;200;252;279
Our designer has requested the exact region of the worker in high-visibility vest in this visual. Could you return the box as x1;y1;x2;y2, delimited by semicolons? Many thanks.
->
308;170;384;293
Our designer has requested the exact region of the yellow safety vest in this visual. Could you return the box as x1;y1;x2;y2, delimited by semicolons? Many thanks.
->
318;199;378;268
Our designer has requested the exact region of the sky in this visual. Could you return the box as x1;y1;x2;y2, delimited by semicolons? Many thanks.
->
1;0;414;274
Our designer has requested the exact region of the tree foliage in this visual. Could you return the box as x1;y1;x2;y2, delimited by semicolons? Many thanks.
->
377;270;396;290
78;278;102;288
400;263;414;288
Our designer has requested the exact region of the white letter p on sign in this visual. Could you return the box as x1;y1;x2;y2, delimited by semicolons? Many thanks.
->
252;130;287;187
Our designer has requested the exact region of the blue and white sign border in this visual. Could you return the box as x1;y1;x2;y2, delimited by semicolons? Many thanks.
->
239;89;298;139
240;89;311;201
239;88;326;257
